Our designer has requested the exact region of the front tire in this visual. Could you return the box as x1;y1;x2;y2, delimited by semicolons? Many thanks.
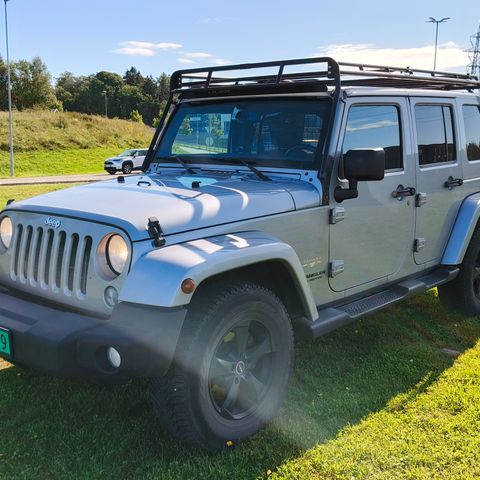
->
438;226;480;315
150;282;293;452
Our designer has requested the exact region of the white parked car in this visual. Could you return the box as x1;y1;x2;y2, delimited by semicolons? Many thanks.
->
104;148;149;175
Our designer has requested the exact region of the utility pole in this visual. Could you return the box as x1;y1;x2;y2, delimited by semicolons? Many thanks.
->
4;0;14;176
427;17;450;70
102;90;108;118
467;23;480;78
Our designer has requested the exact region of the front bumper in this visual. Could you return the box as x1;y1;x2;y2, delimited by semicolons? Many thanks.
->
0;288;186;380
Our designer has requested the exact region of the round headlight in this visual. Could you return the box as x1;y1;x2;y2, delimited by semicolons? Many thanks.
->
106;234;129;275
0;216;13;250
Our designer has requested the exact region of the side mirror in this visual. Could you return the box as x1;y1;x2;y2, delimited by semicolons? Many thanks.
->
335;148;385;202
344;148;385;181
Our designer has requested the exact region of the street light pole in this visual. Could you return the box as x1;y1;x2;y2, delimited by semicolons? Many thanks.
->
4;0;14;176
427;17;450;70
102;90;108;118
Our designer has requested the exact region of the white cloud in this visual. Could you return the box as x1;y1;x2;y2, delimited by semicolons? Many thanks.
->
177;52;215;65
115;41;182;56
347;119;397;132
199;16;233;24
177;58;196;64
212;58;231;66
314;42;470;71
183;52;214;59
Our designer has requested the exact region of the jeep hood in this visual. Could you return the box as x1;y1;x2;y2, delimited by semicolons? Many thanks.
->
8;171;320;241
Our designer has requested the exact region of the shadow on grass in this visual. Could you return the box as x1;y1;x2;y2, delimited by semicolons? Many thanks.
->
0;291;479;480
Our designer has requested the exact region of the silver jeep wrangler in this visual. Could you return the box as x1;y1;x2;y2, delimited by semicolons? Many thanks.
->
0;58;479;451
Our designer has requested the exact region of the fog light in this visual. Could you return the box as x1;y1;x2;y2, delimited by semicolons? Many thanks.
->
107;347;121;368
104;286;119;308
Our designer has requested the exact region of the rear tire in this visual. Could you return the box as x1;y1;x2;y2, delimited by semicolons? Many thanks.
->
150;282;293;452
438;226;480;315
122;162;133;174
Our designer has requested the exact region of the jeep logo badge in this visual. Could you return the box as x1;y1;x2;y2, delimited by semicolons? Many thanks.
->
45;217;61;229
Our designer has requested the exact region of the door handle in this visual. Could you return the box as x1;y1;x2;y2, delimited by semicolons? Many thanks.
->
444;176;463;190
392;184;416;200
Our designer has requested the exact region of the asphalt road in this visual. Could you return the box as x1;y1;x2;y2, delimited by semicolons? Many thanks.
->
0;172;114;186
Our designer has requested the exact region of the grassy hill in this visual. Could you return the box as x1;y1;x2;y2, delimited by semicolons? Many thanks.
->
0;111;153;177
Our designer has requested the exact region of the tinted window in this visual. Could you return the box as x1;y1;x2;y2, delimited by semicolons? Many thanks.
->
415;105;456;165
463;105;480;161
343;105;402;170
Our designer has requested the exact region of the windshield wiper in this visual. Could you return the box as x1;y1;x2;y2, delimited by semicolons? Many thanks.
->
213;157;271;182
156;155;197;174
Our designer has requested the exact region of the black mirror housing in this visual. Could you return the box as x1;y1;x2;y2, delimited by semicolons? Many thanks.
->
344;148;385;181
335;148;385;202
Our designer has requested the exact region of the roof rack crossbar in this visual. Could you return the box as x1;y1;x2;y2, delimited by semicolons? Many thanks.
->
338;61;475;80
170;57;340;91
169;56;479;94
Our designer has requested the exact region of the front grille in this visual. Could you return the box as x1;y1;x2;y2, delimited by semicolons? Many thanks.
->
11;223;92;299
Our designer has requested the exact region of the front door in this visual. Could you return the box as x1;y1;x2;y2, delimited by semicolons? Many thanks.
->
411;99;464;265
329;99;415;292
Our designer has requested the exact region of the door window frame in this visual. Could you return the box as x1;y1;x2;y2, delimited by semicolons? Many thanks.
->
335;100;407;182
412;101;459;170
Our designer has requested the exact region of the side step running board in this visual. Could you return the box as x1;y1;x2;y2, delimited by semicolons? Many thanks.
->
298;266;459;339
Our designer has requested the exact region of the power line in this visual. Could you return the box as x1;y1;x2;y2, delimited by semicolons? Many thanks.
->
467;23;480;78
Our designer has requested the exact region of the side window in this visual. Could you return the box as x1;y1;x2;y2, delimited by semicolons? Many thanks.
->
415;105;456;166
463;105;480;161
343;105;403;170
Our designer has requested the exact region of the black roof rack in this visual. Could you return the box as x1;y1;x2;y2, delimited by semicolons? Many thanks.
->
170;57;480;94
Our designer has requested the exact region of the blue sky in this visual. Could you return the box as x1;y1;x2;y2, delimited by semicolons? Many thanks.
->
3;0;479;78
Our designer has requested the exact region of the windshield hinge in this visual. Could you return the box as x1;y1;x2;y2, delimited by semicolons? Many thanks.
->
147;217;166;248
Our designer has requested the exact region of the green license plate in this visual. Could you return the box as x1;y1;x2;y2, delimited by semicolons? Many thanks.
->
0;327;12;357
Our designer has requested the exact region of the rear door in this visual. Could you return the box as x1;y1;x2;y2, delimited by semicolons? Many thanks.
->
411;99;464;264
329;98;415;292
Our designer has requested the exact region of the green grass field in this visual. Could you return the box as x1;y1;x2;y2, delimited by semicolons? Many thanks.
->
0;111;153;178
0;184;480;479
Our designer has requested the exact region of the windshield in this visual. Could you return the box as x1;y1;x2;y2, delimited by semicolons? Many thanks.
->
155;98;331;169
119;149;137;157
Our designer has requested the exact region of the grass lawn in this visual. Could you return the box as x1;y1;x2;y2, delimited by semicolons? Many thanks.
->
0;184;480;479
0;147;121;178
0;183;83;207
0;110;153;178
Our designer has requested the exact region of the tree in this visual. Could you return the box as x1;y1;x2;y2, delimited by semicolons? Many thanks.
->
124;66;144;87
1;56;59;110
130;109;143;123
179;117;193;136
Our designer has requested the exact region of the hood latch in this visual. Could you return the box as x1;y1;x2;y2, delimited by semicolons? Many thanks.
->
147;217;166;247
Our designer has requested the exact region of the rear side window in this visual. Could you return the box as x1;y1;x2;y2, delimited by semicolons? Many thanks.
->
343;105;403;170
415;105;456;165
463;105;480;161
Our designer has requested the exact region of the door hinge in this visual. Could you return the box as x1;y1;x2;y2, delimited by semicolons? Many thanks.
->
329;260;345;277
414;238;425;253
329;206;345;224
416;192;427;207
